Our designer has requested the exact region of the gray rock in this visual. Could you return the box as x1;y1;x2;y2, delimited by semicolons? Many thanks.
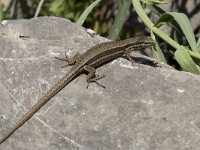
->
0;17;200;150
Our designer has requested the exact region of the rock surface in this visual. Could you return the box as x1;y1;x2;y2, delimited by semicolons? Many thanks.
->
0;17;200;150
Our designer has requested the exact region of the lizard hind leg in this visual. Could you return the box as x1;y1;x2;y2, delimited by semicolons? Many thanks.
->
55;53;81;68
83;65;105;89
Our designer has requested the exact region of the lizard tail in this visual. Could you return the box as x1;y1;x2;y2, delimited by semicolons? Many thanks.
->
0;70;78;144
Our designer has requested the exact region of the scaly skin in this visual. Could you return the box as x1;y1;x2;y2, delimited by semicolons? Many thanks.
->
0;36;155;144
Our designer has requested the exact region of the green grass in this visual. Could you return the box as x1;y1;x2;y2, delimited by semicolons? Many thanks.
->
76;0;200;74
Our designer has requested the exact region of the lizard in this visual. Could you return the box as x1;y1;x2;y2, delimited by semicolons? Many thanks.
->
0;36;155;144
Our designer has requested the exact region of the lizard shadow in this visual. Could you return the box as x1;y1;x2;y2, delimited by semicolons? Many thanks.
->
122;55;160;68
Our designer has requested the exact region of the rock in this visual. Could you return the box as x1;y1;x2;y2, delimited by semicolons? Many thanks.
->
0;16;200;150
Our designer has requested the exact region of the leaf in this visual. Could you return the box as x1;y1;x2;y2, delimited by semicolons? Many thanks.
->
142;0;167;5
76;0;102;26
175;46;200;74
151;30;167;63
152;43;167;63
147;4;166;16
108;0;132;40
155;12;199;53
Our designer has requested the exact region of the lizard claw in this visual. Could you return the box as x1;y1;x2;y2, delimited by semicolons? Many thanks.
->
86;75;105;89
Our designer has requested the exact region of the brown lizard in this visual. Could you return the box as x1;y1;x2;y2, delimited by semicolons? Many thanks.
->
0;36;155;144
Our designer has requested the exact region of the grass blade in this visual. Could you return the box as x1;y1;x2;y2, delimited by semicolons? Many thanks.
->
175;46;200;74
76;0;102;26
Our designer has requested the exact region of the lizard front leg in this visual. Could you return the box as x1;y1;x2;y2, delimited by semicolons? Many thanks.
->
55;53;81;67
83;65;105;88
124;50;135;64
